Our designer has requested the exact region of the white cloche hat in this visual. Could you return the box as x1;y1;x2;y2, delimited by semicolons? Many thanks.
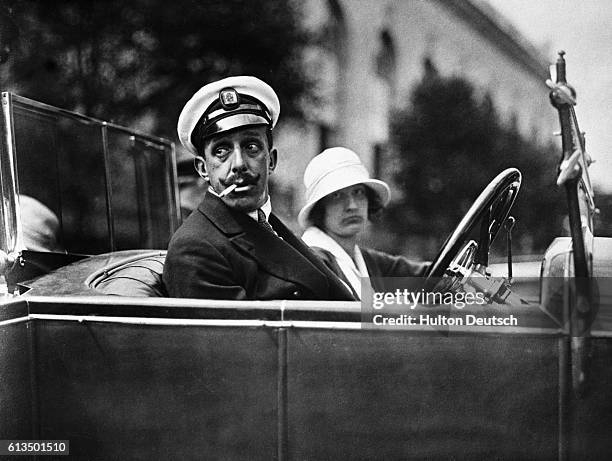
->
298;147;390;228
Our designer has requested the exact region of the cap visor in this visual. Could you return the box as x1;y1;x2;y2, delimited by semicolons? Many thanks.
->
206;114;270;137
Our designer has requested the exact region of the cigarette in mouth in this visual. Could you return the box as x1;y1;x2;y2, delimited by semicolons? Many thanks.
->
219;184;237;197
219;184;251;197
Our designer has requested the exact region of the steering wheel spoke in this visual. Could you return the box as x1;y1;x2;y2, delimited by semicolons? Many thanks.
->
426;168;522;291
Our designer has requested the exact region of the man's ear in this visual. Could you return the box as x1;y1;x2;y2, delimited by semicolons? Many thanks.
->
194;156;209;181
268;148;278;173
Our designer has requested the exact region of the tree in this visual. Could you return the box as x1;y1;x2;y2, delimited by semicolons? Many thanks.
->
594;188;612;238
4;0;312;139
384;64;565;258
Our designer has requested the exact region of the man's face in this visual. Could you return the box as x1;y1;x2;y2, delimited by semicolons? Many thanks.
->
201;126;277;212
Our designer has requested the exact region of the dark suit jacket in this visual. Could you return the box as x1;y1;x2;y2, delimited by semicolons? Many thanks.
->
163;193;355;300
311;246;429;294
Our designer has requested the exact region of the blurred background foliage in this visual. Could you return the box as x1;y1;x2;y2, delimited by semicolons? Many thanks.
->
380;62;568;258
4;0;312;138
1;0;610;258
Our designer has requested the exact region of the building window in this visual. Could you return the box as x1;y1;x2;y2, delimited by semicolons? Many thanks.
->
372;143;384;179
375;30;396;89
371;29;397;167
318;124;333;152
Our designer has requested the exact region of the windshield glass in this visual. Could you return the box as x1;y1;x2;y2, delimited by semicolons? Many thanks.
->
1;93;179;255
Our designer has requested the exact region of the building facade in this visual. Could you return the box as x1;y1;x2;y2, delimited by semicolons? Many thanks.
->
272;0;556;230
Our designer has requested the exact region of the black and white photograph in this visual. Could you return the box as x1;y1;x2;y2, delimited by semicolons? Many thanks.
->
1;0;611;459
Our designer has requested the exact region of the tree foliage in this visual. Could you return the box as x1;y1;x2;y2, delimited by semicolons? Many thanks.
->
594;188;612;238
385;65;566;257
5;0;312;138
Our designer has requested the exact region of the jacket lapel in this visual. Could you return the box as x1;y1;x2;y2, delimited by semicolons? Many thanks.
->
197;194;338;296
270;216;356;294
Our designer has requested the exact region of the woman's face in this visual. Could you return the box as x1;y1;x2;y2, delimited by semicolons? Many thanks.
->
321;184;369;239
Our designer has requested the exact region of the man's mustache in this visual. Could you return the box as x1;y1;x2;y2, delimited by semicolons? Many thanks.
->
223;173;259;187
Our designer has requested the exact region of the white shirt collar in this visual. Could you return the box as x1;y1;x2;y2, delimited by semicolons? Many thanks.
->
248;196;271;221
208;186;271;221
301;226;370;298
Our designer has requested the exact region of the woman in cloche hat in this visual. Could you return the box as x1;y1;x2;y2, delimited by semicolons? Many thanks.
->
299;147;428;299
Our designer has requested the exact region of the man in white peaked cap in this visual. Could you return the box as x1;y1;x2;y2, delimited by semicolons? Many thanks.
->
163;76;354;301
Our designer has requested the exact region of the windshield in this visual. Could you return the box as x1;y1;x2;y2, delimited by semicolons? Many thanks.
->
0;93;180;255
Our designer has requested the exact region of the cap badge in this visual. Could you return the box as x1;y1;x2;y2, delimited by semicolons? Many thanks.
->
219;87;240;110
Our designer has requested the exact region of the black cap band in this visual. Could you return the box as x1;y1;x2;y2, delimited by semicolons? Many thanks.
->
191;92;272;148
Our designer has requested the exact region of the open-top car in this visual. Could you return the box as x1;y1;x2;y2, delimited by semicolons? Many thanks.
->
1;53;611;460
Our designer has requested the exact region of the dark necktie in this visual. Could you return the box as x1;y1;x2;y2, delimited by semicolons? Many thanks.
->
257;209;277;235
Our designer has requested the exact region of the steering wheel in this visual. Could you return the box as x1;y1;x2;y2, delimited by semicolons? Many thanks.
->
425;168;522;284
